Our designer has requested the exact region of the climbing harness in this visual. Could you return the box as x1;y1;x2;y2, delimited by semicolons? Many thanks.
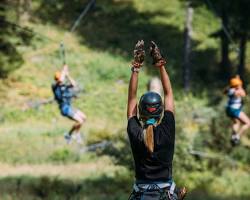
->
128;182;178;200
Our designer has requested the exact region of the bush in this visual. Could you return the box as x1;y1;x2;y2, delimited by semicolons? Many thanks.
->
49;148;79;163
0;40;23;78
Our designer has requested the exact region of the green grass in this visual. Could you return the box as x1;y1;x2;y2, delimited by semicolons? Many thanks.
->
0;169;249;200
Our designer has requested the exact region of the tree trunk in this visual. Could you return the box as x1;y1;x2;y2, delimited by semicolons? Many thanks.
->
220;10;231;80
183;2;193;92
0;0;7;34
16;0;31;23
238;33;247;79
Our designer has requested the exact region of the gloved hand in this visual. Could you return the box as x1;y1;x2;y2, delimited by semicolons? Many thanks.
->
149;41;166;67
132;40;145;68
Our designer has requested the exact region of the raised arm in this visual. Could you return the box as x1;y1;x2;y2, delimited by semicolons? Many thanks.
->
150;41;174;113
61;65;76;87
127;40;145;119
66;73;77;87
235;86;246;97
159;64;174;113
59;64;68;82
127;69;139;119
230;75;245;97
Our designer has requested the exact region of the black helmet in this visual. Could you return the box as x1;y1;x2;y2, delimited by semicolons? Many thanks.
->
139;92;163;121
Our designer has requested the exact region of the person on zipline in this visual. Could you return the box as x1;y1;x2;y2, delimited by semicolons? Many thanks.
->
225;75;250;146
52;64;86;144
127;40;187;200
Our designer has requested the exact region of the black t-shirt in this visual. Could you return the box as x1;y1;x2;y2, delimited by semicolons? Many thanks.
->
127;111;175;182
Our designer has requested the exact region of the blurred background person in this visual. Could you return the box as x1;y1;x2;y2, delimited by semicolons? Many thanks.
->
52;65;86;144
225;75;250;146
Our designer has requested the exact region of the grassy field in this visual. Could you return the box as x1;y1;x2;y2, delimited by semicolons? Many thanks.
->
0;0;250;199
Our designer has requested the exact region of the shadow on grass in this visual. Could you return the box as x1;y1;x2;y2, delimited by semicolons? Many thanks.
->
36;0;219;91
0;175;131;200
0;175;249;200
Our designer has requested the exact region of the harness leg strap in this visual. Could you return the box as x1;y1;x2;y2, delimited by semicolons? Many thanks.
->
170;182;176;195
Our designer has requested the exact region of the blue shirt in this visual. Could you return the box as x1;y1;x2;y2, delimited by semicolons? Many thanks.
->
52;83;74;107
227;88;242;109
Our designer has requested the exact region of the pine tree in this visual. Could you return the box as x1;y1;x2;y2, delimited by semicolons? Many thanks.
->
0;1;24;78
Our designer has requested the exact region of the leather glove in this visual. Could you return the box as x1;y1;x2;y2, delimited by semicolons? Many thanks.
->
132;40;145;68
150;41;166;67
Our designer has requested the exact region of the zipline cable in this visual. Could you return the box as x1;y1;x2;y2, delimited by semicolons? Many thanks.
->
204;0;250;68
60;0;96;64
60;42;66;65
204;0;240;53
69;0;96;33
1;0;96;65
1;19;59;43
1;0;95;44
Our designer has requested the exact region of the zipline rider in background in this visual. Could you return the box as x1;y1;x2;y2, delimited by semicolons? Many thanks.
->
225;75;250;146
52;64;86;144
127;40;187;200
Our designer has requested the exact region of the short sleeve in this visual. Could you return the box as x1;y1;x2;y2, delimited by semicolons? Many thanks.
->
159;111;175;138
228;88;235;96
161;110;175;125
127;116;143;143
